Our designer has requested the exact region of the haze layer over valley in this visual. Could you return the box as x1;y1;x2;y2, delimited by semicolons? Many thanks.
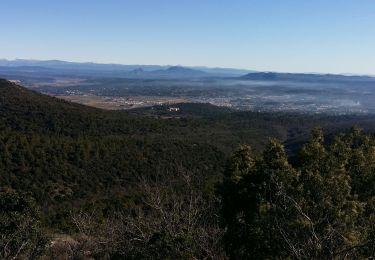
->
1;59;375;114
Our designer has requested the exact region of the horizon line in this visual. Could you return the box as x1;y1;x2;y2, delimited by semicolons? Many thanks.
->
0;57;374;77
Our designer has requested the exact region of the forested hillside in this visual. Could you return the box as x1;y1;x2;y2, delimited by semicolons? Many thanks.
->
1;78;375;258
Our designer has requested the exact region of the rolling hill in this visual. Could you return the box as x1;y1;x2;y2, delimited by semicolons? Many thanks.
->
1;78;375;231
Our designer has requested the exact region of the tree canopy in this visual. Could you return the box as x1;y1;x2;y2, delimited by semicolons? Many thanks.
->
219;127;375;259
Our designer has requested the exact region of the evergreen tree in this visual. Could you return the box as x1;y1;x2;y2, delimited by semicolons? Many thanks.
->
219;129;375;259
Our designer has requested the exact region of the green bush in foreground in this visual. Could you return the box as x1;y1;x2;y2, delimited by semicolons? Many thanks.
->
0;188;46;259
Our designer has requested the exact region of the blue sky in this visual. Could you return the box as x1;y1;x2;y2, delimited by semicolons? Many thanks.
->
1;0;374;74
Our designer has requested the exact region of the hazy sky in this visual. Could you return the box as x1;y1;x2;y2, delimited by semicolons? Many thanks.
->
1;0;374;74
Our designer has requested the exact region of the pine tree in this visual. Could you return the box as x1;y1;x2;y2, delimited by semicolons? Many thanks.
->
219;129;375;259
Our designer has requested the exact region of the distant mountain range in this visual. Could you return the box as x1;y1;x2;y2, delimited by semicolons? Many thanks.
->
0;59;253;78
0;59;373;81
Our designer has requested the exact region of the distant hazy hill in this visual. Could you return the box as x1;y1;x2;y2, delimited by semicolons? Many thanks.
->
240;72;375;82
127;65;209;78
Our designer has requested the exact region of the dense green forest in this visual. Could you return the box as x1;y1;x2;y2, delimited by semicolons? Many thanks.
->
1;79;375;258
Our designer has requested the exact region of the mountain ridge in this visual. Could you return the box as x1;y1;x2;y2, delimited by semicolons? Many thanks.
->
0;59;253;76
